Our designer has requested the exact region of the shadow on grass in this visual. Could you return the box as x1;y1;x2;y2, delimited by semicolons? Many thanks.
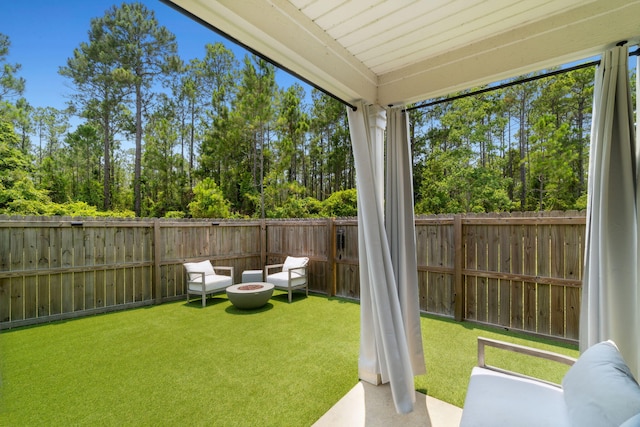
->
269;293;308;304
225;302;274;315
182;296;229;309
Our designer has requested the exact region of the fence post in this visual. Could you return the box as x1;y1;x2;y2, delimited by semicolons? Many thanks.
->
454;214;464;321
328;217;336;296
153;219;162;304
260;219;267;266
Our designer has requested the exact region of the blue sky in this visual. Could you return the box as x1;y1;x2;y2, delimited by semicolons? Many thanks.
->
0;0;309;111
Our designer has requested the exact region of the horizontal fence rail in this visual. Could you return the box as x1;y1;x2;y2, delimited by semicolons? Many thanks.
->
0;212;585;342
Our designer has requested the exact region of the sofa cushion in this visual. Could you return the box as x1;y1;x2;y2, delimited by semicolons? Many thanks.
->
184;260;215;281
562;340;640;427
282;256;308;272
460;366;569;427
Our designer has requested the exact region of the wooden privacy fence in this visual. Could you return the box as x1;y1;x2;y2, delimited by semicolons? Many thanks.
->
0;212;585;342
333;212;584;342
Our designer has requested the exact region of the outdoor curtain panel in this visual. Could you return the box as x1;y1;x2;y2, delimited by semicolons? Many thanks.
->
386;107;427;378
347;103;425;414
581;44;640;377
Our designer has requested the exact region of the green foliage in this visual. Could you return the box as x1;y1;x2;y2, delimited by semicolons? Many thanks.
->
188;178;231;218
264;181;317;218
3;14;608;218
0;121;50;214
43;201;134;218
268;196;322;218
416;147;514;215
163;210;185;218
320;189;357;217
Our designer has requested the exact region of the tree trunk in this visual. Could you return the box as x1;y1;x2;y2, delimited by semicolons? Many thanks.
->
519;94;527;210
103;117;111;211
134;83;142;217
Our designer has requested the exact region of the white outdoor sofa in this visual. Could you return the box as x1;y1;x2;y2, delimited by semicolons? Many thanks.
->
460;337;640;427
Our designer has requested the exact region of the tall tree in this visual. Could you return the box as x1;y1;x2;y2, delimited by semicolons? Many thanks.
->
194;43;238;189
141;94;186;216
60;13;132;211
182;42;237;191
96;2;179;216
0;33;25;102
270;83;309;205
212;55;275;216
504;77;538;210
65;124;103;207
308;91;351;198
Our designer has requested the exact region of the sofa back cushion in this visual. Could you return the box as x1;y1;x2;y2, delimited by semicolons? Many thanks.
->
562;340;640;427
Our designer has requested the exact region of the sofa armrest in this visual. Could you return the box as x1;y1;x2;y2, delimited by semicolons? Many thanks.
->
478;337;576;386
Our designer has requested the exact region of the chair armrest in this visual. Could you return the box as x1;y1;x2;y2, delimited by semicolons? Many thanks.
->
264;263;284;276
212;266;234;284
187;272;207;292
477;337;576;386
287;265;307;277
212;266;233;275
187;271;205;283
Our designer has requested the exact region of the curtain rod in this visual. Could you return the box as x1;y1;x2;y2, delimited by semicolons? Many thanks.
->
160;0;358;111
405;47;640;113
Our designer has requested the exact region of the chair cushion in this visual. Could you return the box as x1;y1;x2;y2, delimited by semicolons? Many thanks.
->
184;260;215;280
267;271;306;289
562;340;640;427
460;366;569;427
188;274;232;293
282;256;308;272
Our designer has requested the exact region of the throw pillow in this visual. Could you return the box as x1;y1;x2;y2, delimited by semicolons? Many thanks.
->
562;340;640;427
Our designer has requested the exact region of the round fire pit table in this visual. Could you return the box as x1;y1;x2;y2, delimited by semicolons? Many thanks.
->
226;282;274;309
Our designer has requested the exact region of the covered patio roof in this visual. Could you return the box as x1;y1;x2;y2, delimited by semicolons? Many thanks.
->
164;0;640;107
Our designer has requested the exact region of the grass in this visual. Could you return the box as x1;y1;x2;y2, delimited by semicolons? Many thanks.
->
0;292;578;426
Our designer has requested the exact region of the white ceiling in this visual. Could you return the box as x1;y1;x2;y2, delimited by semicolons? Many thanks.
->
165;0;640;107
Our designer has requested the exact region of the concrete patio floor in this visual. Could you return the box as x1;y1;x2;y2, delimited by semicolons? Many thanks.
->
313;381;462;427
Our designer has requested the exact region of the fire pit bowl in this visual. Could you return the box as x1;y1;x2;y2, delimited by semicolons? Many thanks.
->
226;282;274;309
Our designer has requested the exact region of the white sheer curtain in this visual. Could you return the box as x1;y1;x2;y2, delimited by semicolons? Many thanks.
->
386;108;426;376
347;102;425;414
581;44;639;377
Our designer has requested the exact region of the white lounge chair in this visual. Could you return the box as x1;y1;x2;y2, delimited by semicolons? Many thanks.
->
460;337;640;427
264;256;309;303
183;260;234;307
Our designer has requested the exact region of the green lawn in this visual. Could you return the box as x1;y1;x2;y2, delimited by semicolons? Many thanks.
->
0;292;578;426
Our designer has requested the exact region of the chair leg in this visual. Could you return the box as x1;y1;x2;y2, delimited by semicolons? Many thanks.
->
202;294;206;307
288;289;292;303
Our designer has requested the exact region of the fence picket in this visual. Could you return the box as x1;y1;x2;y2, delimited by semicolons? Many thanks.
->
510;221;524;330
